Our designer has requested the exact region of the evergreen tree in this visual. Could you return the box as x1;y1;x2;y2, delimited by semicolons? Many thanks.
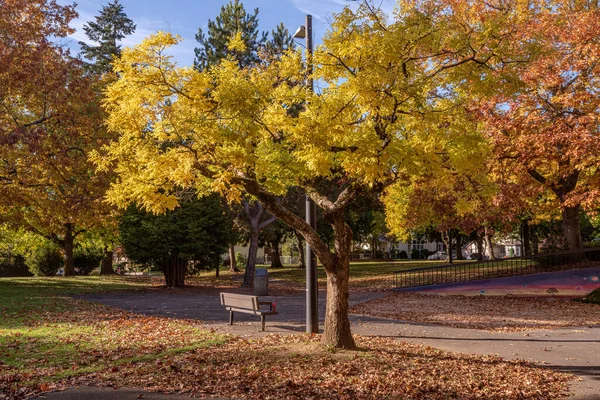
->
264;23;294;61
118;194;233;288
79;0;136;75
194;0;267;70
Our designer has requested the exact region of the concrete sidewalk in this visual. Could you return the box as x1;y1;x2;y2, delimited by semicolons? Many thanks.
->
77;289;600;399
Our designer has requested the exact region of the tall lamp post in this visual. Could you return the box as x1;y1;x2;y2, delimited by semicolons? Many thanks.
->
293;15;318;334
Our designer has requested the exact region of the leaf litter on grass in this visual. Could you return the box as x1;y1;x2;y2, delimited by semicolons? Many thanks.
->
67;334;570;400
350;292;600;331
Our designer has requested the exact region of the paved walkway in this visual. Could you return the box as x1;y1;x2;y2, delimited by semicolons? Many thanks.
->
76;289;600;399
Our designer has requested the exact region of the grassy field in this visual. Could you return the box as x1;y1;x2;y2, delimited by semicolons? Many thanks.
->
0;277;227;398
0;275;571;399
190;260;448;290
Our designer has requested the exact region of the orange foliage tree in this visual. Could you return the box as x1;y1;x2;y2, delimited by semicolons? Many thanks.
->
0;0;112;275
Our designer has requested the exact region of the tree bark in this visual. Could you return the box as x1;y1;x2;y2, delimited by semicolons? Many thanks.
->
241;200;276;287
270;239;284;268
476;232;484;260
484;226;496;260
371;235;376;259
162;256;186;288
63;223;75;276
295;230;305;268
531;225;539;255
228;245;239;272
441;230;450;262
100;247;114;275
239;180;357;348
322;214;356;349
529;168;582;251
243;231;259;287
562;205;583;250
162;257;173;288
176;258;186;287
455;234;463;260
521;220;531;256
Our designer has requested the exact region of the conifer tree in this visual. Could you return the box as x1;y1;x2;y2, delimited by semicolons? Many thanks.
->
194;0;267;70
79;0;136;75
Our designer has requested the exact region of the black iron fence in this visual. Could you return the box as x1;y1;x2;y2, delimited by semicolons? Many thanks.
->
393;247;600;289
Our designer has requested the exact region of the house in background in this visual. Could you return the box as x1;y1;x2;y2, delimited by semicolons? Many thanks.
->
369;235;442;259
464;237;522;259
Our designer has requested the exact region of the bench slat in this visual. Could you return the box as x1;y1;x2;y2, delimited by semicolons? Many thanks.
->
220;293;259;310
220;292;277;331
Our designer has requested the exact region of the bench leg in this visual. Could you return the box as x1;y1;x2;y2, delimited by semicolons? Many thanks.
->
229;311;234;325
261;315;265;332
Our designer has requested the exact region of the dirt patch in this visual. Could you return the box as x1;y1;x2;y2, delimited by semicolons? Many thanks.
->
350;292;600;332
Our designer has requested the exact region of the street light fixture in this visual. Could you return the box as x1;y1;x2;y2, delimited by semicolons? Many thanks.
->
293;15;318;335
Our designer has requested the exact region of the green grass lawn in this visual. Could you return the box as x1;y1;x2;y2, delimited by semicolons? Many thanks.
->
190;260;448;290
0;276;227;396
0;273;571;399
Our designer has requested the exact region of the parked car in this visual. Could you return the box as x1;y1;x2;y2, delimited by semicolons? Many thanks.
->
428;251;447;260
467;253;489;261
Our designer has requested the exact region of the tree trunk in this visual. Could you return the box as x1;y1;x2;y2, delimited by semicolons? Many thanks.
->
243;231;259;287
531;225;539;255
228;245;239;272
295;230;305;268
562;205;582;250
100;247;114;275
476;233;484;260
322;216;356;349
162;257;173;288
441;230;450;262
162;256;186;288
521;220;531;256
324;264;354;348
371;235;376;259
455;234;463;260
484;226;496;260
270;239;284;268
176;258;186;287
63;223;75;276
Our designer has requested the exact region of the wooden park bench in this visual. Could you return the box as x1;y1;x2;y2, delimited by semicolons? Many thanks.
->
220;292;277;331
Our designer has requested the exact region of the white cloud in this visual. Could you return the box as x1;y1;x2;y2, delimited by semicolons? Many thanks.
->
286;0;396;21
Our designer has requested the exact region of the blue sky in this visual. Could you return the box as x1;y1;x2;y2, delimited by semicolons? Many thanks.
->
57;0;396;67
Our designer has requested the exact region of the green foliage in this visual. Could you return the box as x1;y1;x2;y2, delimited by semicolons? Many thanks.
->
194;0;267;70
73;246;104;276
0;255;31;277
398;250;408;259
578;288;600;305
119;194;232;270
27;243;63;276
79;0;136;75
235;252;247;267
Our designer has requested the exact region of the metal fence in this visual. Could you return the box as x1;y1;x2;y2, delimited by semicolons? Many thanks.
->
393;247;600;289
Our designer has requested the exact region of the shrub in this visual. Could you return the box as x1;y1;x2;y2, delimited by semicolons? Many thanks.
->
577;288;600;304
235;252;247;267
0;255;32;277
27;243;63;276
421;249;431;259
398;250;408;259
73;247;103;276
410;249;421;260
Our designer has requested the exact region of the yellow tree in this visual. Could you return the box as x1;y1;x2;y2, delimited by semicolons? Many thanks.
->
97;2;510;348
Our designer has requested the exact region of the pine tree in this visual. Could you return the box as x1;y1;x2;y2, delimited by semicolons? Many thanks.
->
79;0;136;75
264;23;294;61
194;0;267;70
